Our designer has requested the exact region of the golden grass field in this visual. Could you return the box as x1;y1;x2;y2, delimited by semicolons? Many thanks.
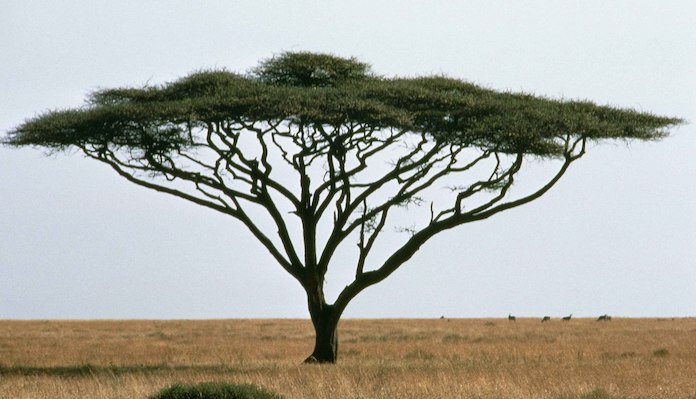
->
1;317;695;399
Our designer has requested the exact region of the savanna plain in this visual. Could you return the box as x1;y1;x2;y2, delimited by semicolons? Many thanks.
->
1;318;695;399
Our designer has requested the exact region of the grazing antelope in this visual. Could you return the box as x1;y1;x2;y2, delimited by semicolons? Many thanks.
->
597;314;612;321
541;316;551;323
508;314;516;322
562;314;572;321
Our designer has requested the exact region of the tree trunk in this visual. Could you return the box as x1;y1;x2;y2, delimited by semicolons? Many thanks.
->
304;304;339;363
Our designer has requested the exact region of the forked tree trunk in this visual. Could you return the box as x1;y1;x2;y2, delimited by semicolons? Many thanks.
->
304;304;339;363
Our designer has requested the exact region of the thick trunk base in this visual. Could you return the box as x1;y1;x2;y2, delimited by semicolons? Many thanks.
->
304;325;338;363
305;307;339;363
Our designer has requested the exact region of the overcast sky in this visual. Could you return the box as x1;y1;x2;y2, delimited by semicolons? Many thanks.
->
1;1;694;320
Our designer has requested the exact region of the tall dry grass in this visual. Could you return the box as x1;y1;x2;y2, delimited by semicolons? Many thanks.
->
1;318;695;398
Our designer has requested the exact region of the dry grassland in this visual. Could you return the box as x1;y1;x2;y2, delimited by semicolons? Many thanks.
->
1;318;695;399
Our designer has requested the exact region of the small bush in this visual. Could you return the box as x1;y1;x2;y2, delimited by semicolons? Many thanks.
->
150;382;284;399
403;349;435;360
581;389;624;399
558;388;626;399
442;334;466;343
653;348;669;357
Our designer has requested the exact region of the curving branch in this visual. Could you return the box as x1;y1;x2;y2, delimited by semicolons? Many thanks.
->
77;127;309;283
332;135;588;316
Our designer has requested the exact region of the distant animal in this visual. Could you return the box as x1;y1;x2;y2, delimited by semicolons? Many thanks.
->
562;314;572;321
541;316;551;323
508;314;516;322
597;314;612;321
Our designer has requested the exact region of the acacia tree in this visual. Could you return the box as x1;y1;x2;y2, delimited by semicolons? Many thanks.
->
5;52;682;363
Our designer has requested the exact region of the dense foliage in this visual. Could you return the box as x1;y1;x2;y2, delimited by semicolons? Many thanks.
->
6;51;680;155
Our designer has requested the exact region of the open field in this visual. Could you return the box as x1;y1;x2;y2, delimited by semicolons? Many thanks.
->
1;318;695;398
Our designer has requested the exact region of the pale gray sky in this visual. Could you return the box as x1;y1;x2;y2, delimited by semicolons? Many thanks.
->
1;1;694;319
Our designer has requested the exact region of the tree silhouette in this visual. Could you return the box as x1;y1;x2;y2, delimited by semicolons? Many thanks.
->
4;52;682;363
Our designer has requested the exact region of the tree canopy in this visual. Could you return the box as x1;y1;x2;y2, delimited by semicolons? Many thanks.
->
5;52;683;363
7;52;677;154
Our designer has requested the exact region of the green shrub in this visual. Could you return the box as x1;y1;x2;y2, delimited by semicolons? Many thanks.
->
558;388;626;399
653;348;669;357
150;382;284;399
403;349;435;360
579;389;620;399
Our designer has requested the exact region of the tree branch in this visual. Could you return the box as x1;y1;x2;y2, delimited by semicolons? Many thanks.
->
332;136;588;315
